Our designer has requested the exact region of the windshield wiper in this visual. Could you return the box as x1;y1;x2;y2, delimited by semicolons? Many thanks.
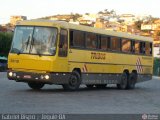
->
25;36;31;50
29;37;35;52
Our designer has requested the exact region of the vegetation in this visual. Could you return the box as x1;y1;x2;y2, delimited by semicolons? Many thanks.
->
98;9;116;16
134;20;143;30
153;58;160;76
156;31;160;36
0;32;13;57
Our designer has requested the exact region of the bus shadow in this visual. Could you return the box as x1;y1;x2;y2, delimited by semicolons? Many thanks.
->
22;86;127;93
13;84;148;94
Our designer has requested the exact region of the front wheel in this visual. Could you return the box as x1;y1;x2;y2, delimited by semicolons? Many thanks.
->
28;82;45;90
62;71;81;91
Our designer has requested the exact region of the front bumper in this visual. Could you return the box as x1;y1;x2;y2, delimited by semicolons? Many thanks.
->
7;70;70;84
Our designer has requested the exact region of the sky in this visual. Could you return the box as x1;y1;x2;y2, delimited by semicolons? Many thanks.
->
0;0;159;24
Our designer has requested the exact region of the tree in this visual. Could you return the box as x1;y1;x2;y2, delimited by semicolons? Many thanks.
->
72;13;82;21
110;9;116;16
156;31;160;36
85;13;89;15
98;11;104;14
104;9;109;14
134;20;143;30
0;32;13;57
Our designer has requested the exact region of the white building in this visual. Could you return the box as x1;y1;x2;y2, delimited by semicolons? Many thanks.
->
154;47;160;58
81;14;97;22
119;14;136;25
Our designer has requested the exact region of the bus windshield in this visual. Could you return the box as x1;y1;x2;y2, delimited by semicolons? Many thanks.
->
10;26;57;56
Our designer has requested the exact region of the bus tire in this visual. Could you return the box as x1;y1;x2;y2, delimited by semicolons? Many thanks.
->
117;72;128;90
62;71;81;91
86;85;94;88
95;84;107;88
28;82;44;90
127;72;137;89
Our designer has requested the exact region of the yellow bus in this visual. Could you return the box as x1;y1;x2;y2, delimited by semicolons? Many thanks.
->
7;20;153;91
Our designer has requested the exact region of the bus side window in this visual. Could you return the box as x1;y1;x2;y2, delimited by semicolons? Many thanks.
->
111;37;121;52
70;30;73;47
131;41;135;53
107;37;111;50
58;29;68;57
140;42;145;54
72;30;85;48
145;42;150;55
135;41;139;54
100;36;107;50
122;39;131;53
150;43;152;55
86;33;98;49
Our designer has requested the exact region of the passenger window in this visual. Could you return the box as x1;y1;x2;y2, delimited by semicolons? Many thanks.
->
140;42;145;54
122;39;131;53
145;42;150;55
107;37;111;50
100;36;110;50
70;30;85;48
131;41;135;53
58;29;68;57
135;41;139;54
86;33;97;49
111;37;121;51
150;43;152;55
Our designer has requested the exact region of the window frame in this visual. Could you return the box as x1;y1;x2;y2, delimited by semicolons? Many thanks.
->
10;25;58;56
110;36;121;52
121;38;131;53
58;28;68;57
68;29;153;56
69;29;85;48
85;32;98;50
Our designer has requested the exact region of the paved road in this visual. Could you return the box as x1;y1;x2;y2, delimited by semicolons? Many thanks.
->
0;72;160;114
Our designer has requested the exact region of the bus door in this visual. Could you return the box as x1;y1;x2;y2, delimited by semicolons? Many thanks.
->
58;28;68;72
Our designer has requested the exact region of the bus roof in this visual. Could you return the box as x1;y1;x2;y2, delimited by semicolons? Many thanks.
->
17;19;153;42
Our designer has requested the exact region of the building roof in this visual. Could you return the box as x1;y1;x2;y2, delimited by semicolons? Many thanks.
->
17;19;153;42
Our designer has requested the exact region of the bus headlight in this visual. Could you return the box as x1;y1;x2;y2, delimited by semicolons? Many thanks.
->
44;75;50;80
9;72;13;77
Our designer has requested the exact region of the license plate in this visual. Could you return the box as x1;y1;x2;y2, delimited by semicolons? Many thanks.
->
23;75;31;79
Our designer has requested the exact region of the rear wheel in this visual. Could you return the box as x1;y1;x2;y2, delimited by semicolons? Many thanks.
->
117;72;128;90
28;82;44;90
127;72;137;89
62;71;81;91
